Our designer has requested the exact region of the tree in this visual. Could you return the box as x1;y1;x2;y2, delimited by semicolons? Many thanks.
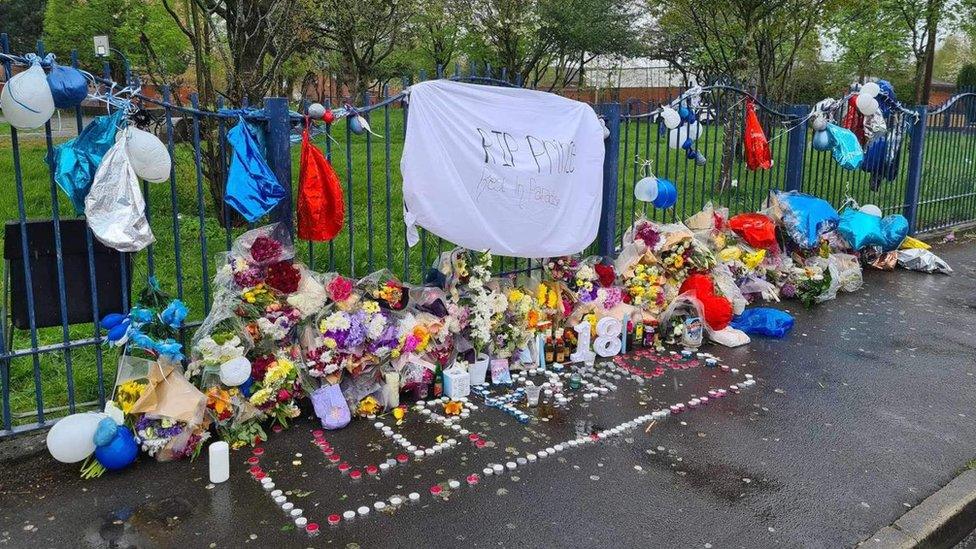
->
412;0;468;73
0;0;47;54
534;0;644;90
465;0;548;83
958;63;976;90
888;0;959;104
314;0;416;97
161;0;312;104
43;0;190;84
933;33;972;83
830;3;909;82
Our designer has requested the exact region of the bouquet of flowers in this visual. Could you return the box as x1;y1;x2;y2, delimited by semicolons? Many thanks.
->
358;269;408;310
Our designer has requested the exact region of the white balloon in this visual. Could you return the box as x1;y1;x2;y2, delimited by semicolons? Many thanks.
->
811;116;828;131
46;412;106;463
307;102;326;119
860;82;880;98
688;121;702;140
660;107;681;130
125;127;171;183
668;125;695;149
860;204;882;217
219;356;252;386
0;64;55;130
634;176;659;202
856;93;879;116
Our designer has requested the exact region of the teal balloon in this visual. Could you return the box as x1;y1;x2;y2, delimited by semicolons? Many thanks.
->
94;426;138;471
880;214;909;251
93;417;118;447
812;130;832;151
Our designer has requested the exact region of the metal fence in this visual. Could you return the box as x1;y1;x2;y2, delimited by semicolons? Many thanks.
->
2;37;975;437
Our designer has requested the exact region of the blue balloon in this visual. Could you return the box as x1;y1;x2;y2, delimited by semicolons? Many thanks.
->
47;63;89;108
99;313;126;330
224;119;286;222
348;115;365;135
653;178;677;209
837;209;884;250
811;130;833;151
240;376;255;397
94;426;138;471
107;320;130;342
731;308;794;338
678;106;690;120
880;214;909;251
775;190;839;248
93;417;118;447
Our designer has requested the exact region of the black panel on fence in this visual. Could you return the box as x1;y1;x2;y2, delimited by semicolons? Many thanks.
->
3;220;130;330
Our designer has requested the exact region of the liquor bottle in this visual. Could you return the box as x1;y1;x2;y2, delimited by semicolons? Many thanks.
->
634;322;645;349
555;336;566;363
433;364;443;397
545;335;555;363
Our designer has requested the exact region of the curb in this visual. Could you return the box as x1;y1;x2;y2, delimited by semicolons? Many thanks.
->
857;468;976;549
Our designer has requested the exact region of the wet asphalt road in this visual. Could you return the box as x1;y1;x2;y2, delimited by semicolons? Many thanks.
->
1;242;975;549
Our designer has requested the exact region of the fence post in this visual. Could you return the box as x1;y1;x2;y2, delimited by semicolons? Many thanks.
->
597;103;621;259
903;106;928;233
264;97;294;233
783;104;809;192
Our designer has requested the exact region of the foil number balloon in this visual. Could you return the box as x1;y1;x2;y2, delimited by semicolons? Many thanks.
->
594;317;623;357
570;321;596;364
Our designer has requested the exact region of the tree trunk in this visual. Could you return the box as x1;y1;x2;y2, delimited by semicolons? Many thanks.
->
918;2;939;105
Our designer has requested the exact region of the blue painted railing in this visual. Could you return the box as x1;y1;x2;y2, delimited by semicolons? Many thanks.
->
1;35;975;437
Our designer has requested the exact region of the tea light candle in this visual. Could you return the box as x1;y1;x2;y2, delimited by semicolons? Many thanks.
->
342;510;355;520
374;501;386;510
282;502;294;512
408;492;420;501
357;506;370;516
291;508;303;518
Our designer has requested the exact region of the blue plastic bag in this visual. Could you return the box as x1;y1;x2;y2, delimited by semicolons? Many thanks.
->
880;214;909;251
775;190;840;249
837;208;885;250
826;123;863;170
730;308;794;338
46;63;89;108
225;118;286;222
50;110;123;214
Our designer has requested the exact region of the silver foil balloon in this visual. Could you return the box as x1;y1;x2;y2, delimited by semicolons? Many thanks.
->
84;134;155;252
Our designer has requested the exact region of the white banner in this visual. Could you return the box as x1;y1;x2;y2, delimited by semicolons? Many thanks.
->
401;80;605;258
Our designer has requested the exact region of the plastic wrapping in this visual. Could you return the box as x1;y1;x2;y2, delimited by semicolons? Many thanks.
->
897;249;952;274
830;253;863;293
730;308;794;338
46;63;89;108
230;223;295;266
84;133;155;252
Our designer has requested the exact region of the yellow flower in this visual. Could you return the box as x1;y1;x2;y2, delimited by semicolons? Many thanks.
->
357;396;380;416
443;400;463;415
508;289;524;303
742;249;766;270
635;264;645;274
363;300;380;314
250;387;272;406
718;246;742;262
673;255;685;269
392;406;406;421
115;380;146;414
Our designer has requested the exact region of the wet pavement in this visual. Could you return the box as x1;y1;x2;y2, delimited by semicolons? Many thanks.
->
2;241;976;549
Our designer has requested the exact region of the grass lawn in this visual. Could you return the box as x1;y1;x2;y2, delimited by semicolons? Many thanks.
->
1;101;975;431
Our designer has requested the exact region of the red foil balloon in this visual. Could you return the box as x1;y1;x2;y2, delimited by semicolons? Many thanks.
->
297;126;345;241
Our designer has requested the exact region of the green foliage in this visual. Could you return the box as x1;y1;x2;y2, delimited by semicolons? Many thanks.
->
0;0;47;53
42;0;190;81
956;63;976;90
830;2;909;81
